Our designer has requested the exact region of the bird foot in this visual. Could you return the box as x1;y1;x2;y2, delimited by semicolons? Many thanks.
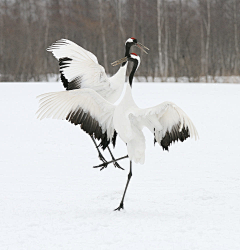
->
113;161;125;170
114;202;124;211
93;160;124;171
93;162;109;171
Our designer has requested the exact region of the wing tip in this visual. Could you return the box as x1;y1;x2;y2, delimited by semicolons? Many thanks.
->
46;38;72;52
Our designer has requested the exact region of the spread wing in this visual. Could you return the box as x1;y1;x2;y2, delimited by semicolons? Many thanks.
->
47;39;113;99
36;88;116;149
132;101;198;150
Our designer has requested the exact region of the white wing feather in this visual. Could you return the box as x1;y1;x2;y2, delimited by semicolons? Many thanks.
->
133;101;198;146
47;39;113;99
36;89;115;140
47;38;98;63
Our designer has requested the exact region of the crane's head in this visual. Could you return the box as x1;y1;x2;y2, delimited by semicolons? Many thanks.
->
125;37;149;54
111;53;141;70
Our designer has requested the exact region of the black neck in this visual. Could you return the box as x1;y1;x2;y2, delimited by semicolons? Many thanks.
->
122;43;131;67
129;60;138;88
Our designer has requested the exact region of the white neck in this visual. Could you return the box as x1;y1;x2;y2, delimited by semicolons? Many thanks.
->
114;81;135;107
110;63;128;89
108;63;128;103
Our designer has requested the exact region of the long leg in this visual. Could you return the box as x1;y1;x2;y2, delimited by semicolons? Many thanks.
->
107;146;124;170
90;135;107;163
114;161;132;211
93;155;128;170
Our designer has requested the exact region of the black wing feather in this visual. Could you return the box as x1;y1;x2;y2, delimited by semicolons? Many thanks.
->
66;107;115;150
59;57;82;90
154;123;190;151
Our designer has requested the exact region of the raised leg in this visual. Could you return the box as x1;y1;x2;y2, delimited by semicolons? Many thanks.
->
93;155;128;170
114;161;132;211
107;146;124;170
90;135;107;163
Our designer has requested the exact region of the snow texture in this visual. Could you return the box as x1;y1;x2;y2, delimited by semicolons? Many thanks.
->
1;82;240;250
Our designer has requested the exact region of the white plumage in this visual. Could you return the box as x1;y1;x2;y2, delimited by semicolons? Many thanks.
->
47;39;126;103
46;38;149;169
37;54;198;164
47;38;148;103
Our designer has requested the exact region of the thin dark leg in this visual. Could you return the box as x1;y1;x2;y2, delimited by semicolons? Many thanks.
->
90;135;107;163
93;155;128;170
114;161;132;211
107;146;124;170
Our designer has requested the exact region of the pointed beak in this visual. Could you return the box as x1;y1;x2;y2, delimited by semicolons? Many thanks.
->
111;56;128;66
135;42;149;54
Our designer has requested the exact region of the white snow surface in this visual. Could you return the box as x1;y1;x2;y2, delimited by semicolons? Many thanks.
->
1;82;240;250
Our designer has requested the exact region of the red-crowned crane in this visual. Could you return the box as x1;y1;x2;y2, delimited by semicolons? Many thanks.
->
37;53;198;210
47;38;149;169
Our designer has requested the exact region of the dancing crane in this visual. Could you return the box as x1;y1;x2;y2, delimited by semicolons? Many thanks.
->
37;53;198;210
47;38;149;169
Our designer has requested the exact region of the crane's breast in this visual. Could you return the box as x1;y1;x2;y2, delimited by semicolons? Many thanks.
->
113;106;133;143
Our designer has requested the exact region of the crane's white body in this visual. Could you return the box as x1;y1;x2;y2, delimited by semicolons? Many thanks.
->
47;39;127;103
37;80;198;164
113;83;146;164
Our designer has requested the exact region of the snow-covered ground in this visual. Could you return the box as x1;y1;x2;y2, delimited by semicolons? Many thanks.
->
1;82;240;250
